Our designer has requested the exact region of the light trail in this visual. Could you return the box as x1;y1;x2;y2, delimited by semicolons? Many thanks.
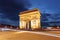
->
0;28;60;38
15;31;60;38
27;31;60;38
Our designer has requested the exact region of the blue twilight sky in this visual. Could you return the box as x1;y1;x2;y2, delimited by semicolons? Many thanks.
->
0;0;60;26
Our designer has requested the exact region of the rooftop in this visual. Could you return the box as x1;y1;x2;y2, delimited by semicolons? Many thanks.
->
19;8;39;15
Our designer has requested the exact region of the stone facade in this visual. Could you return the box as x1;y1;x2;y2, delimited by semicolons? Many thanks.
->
19;9;41;30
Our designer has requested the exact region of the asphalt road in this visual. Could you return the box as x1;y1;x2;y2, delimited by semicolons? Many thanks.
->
0;31;60;40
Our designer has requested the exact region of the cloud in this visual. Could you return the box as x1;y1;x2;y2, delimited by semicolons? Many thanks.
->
0;18;19;26
0;0;32;21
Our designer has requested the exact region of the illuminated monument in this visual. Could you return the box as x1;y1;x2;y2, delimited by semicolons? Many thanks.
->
19;9;41;30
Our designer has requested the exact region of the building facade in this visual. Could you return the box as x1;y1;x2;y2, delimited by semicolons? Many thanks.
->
19;9;41;30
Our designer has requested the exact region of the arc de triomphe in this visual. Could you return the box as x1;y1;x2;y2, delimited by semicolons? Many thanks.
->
19;9;41;30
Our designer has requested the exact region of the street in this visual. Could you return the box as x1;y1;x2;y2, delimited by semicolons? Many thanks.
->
0;31;60;40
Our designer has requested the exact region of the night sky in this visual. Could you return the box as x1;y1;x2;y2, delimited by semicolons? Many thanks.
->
0;0;60;26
